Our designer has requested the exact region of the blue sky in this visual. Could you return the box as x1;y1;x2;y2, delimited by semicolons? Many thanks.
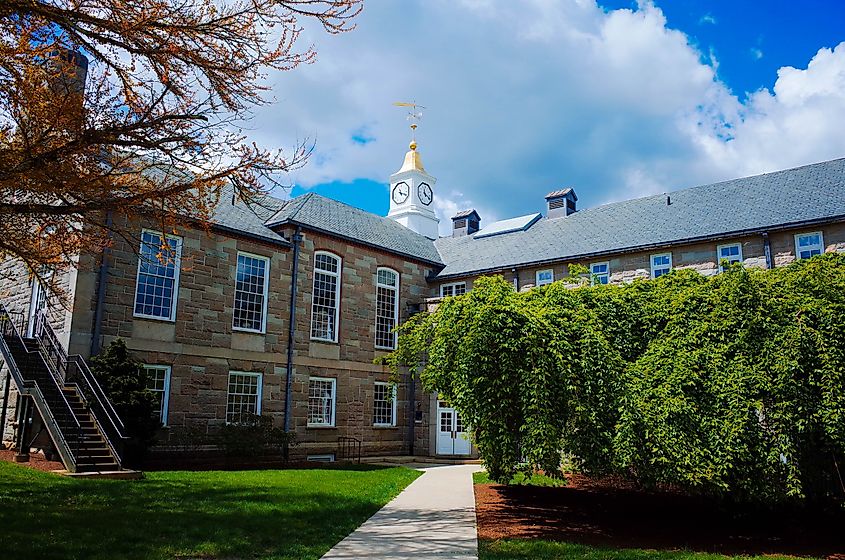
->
267;1;845;234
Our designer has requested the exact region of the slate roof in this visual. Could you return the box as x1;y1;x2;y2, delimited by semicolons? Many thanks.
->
452;209;480;220
209;185;290;246
265;192;443;265
433;157;845;279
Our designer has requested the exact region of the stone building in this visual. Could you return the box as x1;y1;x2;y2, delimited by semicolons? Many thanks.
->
2;139;845;470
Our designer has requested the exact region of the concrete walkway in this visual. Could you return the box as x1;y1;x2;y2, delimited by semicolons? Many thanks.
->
321;464;482;559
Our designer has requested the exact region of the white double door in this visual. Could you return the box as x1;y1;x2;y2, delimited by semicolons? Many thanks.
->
436;402;471;456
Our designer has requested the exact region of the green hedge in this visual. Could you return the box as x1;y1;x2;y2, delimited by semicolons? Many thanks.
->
383;254;845;503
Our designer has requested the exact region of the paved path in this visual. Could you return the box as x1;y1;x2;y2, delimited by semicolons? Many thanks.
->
321;464;482;559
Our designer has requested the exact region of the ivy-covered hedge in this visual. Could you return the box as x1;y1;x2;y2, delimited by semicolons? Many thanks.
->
383;254;845;503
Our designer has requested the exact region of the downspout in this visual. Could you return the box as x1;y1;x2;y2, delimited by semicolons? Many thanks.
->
407;368;416;456
90;211;113;356
283;226;303;437
762;232;773;269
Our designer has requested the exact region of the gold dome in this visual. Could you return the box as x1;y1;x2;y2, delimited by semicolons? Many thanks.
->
398;140;426;173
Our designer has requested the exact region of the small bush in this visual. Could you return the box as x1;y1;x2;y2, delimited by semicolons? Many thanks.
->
218;413;297;458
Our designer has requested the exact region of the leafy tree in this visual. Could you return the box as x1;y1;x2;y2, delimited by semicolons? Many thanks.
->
89;338;159;465
1;0;362;282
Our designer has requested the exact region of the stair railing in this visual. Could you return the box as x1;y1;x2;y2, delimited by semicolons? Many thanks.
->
0;304;81;471
33;312;128;468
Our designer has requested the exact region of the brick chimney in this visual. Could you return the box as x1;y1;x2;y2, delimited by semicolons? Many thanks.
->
545;188;577;219
451;209;481;237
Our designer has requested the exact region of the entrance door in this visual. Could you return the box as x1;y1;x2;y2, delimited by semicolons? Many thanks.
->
436;402;471;456
26;277;46;338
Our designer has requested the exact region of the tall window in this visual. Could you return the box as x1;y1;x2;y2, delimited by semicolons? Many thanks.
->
375;268;399;349
440;282;467;297
308;377;336;426
717;243;743;272
311;252;341;342
134;230;181;321
226;372;262;423
233;252;269;333
795;232;824;260
373;382;397;427
536;270;554;286
651;253;672;278
144;365;171;426
590;262;609;285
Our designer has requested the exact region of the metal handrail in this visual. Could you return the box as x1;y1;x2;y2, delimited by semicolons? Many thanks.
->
0;305;82;471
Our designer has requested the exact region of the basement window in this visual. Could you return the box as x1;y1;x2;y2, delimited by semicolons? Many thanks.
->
590;262;609;285
651;253;672;278
717;243;743;272
536;269;554;286
795;232;824;260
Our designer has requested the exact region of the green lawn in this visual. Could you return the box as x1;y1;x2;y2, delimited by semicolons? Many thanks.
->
479;540;805;560
0;461;421;560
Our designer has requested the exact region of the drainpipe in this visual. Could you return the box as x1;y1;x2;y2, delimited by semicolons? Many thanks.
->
90;211;113;356
762;232;773;269
283;226;303;438
407;369;416;456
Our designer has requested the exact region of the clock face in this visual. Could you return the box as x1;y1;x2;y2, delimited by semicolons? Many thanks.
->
418;182;433;206
392;182;410;204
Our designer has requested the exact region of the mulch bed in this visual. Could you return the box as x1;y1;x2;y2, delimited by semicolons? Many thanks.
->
475;473;845;559
0;449;65;472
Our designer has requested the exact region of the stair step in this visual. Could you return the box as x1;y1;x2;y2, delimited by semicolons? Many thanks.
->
77;463;120;472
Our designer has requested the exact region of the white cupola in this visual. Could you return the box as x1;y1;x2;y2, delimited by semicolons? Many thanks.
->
387;139;440;239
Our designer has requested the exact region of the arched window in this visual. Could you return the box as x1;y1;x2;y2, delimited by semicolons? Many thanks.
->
375;267;399;349
310;251;341;342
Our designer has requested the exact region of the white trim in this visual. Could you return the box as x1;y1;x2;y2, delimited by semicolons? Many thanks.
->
232;251;270;334
373;381;397;427
650;252;672;279
589;261;610;285
440;282;467;297
794;231;825;260
144;365;171;426
133;229;182;322
310;251;342;343
307;454;336;462
375;267;400;350
307;376;337;427
535;269;554;286
225;371;263;424
717;243;743;272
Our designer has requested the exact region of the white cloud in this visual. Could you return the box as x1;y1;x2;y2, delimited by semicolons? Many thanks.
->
253;0;845;228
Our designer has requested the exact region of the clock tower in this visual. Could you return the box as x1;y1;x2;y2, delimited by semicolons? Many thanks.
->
387;139;440;239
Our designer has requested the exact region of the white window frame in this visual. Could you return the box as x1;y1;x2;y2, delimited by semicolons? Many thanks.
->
307;376;337;427
440;282;467;297
144;365;171;426
373;381;397;427
310;251;342;343
232;251;270;334
717;243;743;272
590;262;610;286
535;269;554;286
375;267;400;350
650;253;673;279
225;371;263;424
133;229;182;322
794;231;825;260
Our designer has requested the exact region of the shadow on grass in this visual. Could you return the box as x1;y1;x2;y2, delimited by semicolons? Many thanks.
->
0;463;420;560
476;480;845;558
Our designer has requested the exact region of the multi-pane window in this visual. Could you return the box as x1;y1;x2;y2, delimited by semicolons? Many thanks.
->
651;253;672;278
233;252;269;333
717;243;743;272
226;372;262;423
373;382;397;427
440;282;467;297
311;252;341;342
144;365;171;425
590;262;610;285
134;230;181;321
536;270;554;286
375;268;399;349
308;377;336;426
795;232;824;260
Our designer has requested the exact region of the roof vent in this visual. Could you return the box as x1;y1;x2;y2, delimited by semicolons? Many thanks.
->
451;209;481;237
545;188;577;219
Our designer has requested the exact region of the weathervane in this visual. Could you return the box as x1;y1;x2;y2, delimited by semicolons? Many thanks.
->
393;101;425;148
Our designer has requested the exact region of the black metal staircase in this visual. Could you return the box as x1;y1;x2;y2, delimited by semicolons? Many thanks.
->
0;303;129;472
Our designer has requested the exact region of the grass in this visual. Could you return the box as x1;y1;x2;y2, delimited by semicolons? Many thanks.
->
478;540;809;560
0;460;421;560
473;470;566;487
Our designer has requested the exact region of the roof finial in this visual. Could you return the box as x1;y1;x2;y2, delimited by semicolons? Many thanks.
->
393;101;425;151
